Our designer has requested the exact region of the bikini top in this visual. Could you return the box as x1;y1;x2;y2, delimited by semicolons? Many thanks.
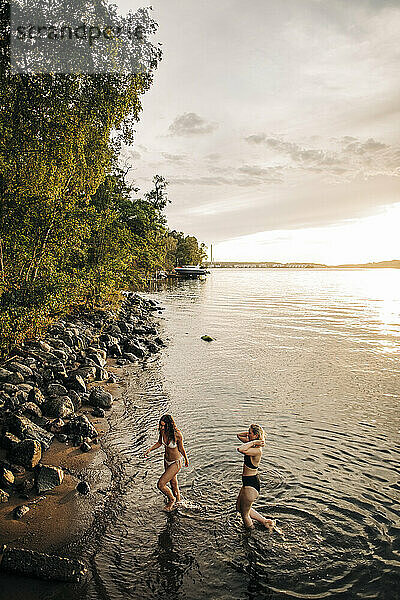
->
244;454;258;470
163;438;177;449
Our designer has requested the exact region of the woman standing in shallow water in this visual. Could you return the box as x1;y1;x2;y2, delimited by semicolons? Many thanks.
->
145;414;189;511
236;424;280;531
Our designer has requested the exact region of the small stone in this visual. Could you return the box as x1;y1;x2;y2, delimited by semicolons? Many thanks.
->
76;481;90;495
65;372;87;393
0;489;10;503
92;407;105;418
35;465;64;493
201;334;214;342
1;468;14;487
0;368;13;381
50;418;65;433
2;383;18;395
80;441;91;453
7;372;24;385
13;505;30;519
107;374;117;384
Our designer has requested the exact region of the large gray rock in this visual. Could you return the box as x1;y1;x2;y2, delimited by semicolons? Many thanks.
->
7;362;34;379
88;386;113;409
0;548;87;582
65;372;87;393
123;339;145;358
43;396;74;419
74;366;97;383
35;465;64;493
47;383;68;397
10;439;42;468
8;414;54;450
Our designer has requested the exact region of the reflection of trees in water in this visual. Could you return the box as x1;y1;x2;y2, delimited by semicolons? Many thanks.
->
153;518;196;598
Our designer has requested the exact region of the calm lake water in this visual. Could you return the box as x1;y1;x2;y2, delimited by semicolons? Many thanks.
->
86;268;400;600
7;268;400;600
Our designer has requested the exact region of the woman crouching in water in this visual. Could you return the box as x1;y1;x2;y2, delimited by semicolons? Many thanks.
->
236;424;279;531
145;414;189;511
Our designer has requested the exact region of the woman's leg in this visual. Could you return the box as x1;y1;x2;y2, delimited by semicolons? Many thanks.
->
170;472;181;501
239;487;259;529
249;507;275;528
157;462;181;511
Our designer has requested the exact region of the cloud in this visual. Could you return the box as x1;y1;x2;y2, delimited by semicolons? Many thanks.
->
161;152;187;163
168;112;218;136
244;133;399;178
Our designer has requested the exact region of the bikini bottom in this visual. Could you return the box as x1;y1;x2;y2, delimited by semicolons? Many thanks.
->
242;474;260;493
164;455;183;468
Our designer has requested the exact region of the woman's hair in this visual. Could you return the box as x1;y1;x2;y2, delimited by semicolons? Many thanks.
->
250;423;265;441
159;414;177;443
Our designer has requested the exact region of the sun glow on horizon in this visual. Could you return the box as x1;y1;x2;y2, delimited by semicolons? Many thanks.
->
211;203;400;265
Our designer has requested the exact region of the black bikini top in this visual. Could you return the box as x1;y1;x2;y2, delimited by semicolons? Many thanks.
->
244;454;258;470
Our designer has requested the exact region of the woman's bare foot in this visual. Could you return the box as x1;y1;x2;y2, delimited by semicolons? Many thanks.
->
263;518;276;530
164;499;176;512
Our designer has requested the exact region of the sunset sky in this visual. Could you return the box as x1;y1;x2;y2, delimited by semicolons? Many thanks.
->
117;0;399;264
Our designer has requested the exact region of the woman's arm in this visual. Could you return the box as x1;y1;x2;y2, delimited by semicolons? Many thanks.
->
237;431;249;443
176;432;189;467
144;433;162;456
237;439;264;455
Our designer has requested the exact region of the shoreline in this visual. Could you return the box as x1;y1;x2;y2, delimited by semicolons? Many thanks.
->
0;293;164;582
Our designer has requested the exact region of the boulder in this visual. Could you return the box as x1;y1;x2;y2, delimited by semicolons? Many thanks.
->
92;407;105;418
1;432;21;451
64;414;97;439
0;489;10;502
88;386;113;409
67;388;82;411
8;414;54;450
35;465;64;493
108;343;123;358
21;402;43;419
2;383;18;395
65;372;87;394
47;383;68;397
43;396;74;419
80;441;91;453
13;505;30;519
28;387;46;406
7;362;33;379
75;366;97;383
0;368;13;381
123;339;145;358
10;439;42;469
6;371;24;385
123;353;138;363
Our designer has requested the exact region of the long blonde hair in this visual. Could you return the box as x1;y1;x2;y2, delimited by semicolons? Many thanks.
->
250;423;265;441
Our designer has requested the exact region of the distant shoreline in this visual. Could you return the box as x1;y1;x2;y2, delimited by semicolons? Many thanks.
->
204;260;400;270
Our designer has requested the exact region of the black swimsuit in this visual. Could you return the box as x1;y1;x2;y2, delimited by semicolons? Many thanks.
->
242;454;260;493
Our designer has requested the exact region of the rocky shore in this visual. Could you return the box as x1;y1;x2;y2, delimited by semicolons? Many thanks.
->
0;292;164;582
